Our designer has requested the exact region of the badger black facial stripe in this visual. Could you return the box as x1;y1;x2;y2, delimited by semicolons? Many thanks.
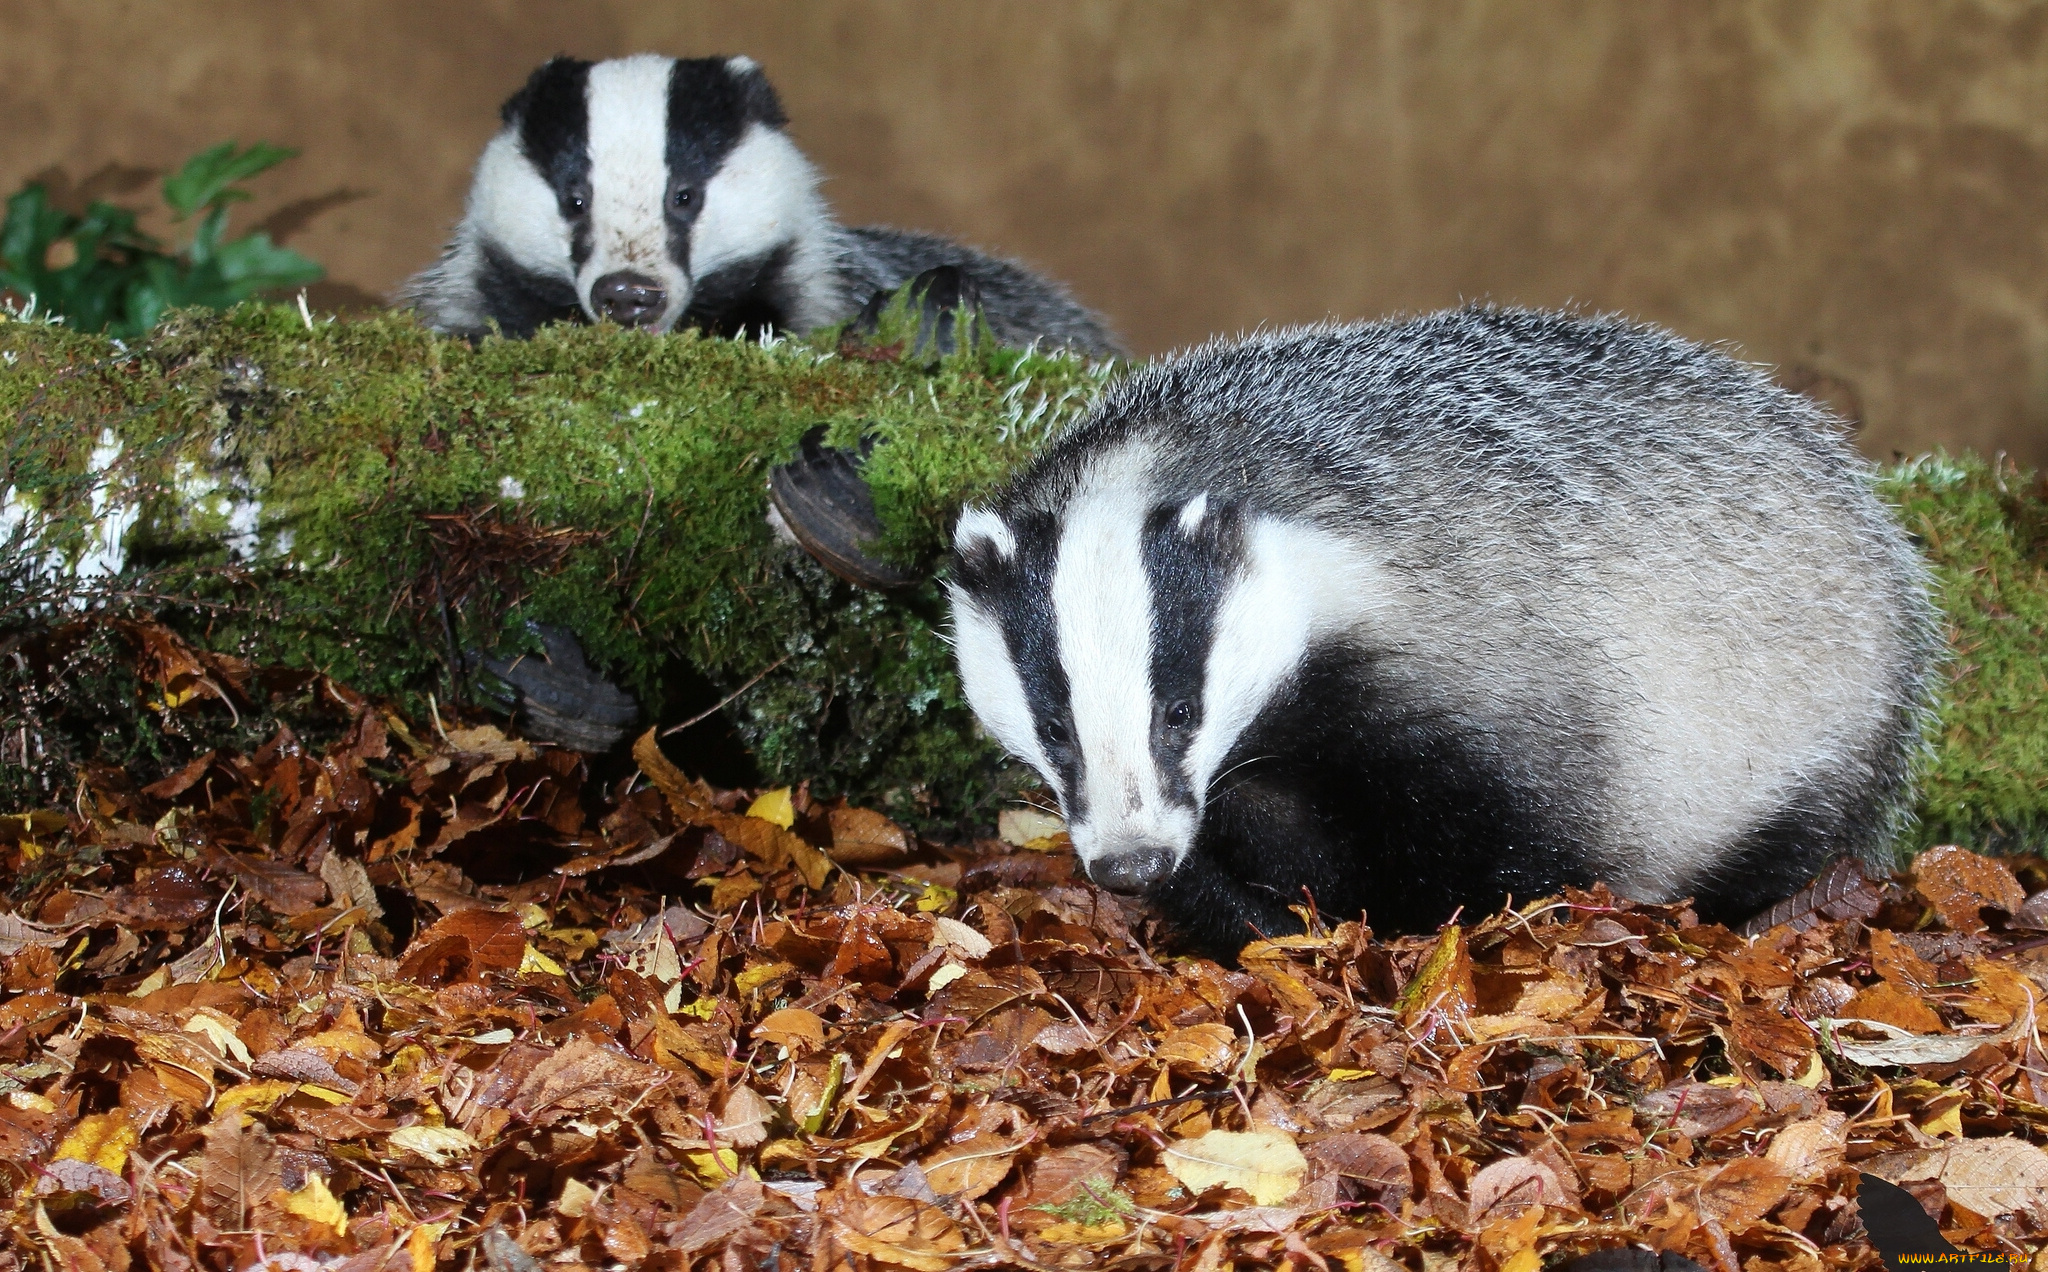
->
949;509;1075;806
512;58;593;267
1140;495;1242;806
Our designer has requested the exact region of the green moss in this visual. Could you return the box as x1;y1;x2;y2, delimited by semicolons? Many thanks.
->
1881;454;2048;855
1;301;1107;824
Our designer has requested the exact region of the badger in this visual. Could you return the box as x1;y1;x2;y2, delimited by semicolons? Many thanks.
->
948;307;1941;958
403;53;1121;354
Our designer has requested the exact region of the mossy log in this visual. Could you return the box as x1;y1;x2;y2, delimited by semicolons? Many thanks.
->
2;303;2044;854
1;303;1107;824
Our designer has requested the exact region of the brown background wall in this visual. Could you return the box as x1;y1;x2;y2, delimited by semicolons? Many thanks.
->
6;1;2048;462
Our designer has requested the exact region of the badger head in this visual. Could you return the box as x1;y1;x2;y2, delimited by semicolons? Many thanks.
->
948;462;1353;897
466;53;830;334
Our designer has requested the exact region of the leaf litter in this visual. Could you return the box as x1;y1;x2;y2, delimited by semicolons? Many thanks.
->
0;635;2046;1270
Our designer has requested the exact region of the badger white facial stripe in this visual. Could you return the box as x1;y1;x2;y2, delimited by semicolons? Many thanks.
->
691;124;823;279
470;134;573;280
953;506;1017;559
949;592;1057;790
581;55;691;326
1051;478;1196;864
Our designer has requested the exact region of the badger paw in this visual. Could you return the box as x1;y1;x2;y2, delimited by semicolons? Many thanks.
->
848;264;987;360
767;426;922;590
478;623;640;752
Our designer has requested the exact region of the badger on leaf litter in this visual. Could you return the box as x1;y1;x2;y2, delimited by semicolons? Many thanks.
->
948;307;1941;958
404;53;1120;354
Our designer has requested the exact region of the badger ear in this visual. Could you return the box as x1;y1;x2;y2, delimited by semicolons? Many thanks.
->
725;55;789;128
501;55;588;128
951;506;1016;583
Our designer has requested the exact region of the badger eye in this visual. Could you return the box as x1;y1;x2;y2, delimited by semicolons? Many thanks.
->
1164;701;1193;729
565;192;588;215
1043;718;1070;747
670;185;697;211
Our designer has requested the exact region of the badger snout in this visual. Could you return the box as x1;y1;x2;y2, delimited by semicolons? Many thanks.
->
1084;846;1176;895
591;272;668;327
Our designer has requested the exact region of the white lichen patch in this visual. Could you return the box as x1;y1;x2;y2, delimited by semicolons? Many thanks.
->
498;475;527;501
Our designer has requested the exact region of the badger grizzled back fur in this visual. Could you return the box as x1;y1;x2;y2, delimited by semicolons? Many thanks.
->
404;53;1120;355
948;307;1940;958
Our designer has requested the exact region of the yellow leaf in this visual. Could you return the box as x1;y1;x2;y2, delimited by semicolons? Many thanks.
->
683;1147;751;1185
298;1085;350;1104
735;961;796;998
1161;1128;1307;1206
798;1053;847;1136
388;1124;478;1165
283;1173;348;1236
675;997;716;1019
747;787;796;828
54;1111;136;1173
997;807;1064;846
182;1010;253;1065
1790;1052;1827;1088
1920;1101;1964;1138
557;1177;599;1217
1326;1067;1376;1082
926;962;969;993
519;944;565;976
915;883;958;913
214;1080;301;1119
1500;1248;1541;1272
406;1222;447;1272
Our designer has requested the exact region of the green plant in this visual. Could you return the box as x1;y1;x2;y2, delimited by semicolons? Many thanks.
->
0;142;322;337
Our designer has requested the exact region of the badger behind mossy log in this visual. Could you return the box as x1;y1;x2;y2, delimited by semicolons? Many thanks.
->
949;307;1944;956
403;53;1121;355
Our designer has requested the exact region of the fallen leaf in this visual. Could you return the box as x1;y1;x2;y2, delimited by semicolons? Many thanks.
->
1912;844;2027;934
1870;1136;2048;1221
827;806;911;865
754;1007;827;1054
53;1111;136;1173
1467;1155;1572;1222
281;1173;347;1237
671;1176;765;1255
1162;1128;1308;1206
921;1130;1022;1200
388;1124;478;1165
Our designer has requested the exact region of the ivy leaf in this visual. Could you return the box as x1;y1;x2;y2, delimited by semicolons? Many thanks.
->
162;141;299;218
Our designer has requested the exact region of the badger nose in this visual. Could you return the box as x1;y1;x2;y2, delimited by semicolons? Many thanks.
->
1085;847;1175;895
592;272;667;327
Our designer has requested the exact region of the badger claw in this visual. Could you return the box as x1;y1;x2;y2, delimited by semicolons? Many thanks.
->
849;264;986;359
767;427;922;590
478;623;640;752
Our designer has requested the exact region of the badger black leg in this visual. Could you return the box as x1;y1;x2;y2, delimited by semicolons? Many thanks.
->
1150;850;1306;960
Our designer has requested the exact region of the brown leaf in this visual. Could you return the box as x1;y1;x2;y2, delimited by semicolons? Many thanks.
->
1741;855;1886;934
1635;1083;1763;1139
199;1114;282;1231
921;1129;1022;1200
1839;981;1946;1035
826;805;911;865
829;1194;967;1271
1304;1132;1412;1205
1024;1142;1129;1208
1869;1136;2048;1221
1725;1000;1817;1079
1467;1155;1573;1222
753;1007;827;1054
512;1036;669;1124
1762;1113;1848;1183
1155;1022;1239;1076
200;849;327;916
1912;844;2027;934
